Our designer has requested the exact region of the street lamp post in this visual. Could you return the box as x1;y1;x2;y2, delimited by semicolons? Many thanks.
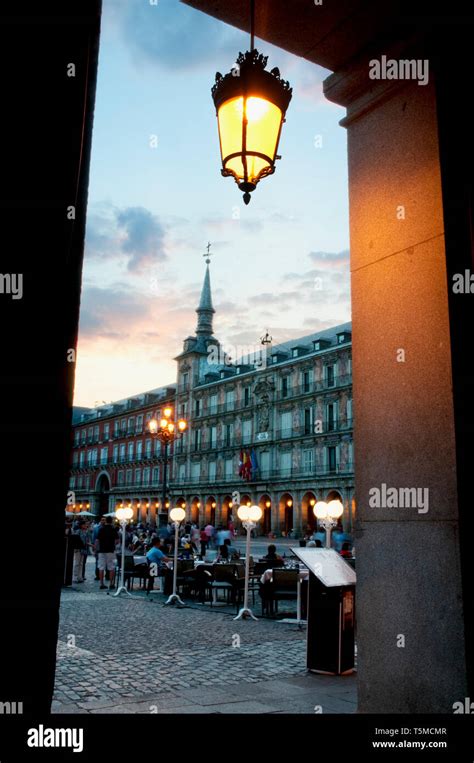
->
234;504;263;621
149;408;187;528
313;499;344;548
113;506;134;597
165;507;187;607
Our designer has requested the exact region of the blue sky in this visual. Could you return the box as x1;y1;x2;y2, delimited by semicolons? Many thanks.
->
74;0;351;407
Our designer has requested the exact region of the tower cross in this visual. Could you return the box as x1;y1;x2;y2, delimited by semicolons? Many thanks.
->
203;242;213;265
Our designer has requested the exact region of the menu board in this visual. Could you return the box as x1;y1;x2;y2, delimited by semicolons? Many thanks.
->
291;547;356;587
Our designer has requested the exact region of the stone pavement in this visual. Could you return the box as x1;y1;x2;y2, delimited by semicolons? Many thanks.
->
53;558;357;714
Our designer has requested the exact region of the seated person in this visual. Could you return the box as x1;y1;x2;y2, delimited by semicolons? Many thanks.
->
146;538;171;591
261;544;283;563
340;541;352;558
217;538;239;561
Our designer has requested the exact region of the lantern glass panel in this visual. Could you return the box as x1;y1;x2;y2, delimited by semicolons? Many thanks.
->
218;96;282;185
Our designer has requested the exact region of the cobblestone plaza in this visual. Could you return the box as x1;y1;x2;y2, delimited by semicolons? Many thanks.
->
53;556;356;715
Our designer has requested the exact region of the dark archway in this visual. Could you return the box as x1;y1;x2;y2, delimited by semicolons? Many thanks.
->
95;472;111;517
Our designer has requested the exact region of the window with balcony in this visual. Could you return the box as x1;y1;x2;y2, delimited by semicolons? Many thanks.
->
119;444;126;463
114;421;120;438
88;427;94;443
136;414;143;434
152;467;160;485
135;468;142;485
243;386;250;406
73;452;79;466
103;423;110;441
347;398;353;423
143;467;150;486
191;462;200;481
327;402;337;432
327;445;337;472
280;411;292;438
94;425;99;442
225;457;233;478
100;447;108;465
77;476;83;488
194;429;201;450
260;451;270;477
74;430;80;447
281;377;289;398
302;448;314;473
79;452;85;467
120;418;127;435
136;441;143;460
127;442;134;461
242;419;252;445
225;390;235;411
195;399;201;417
113;445;118;462
210;425;217;449
209;394;218;414
126;469;133;485
280;451;291;476
84;476;90;489
208;460;216;482
118;471;125;485
325;364;335;388
302;370;312;393
127;417;135;434
69;476;76;488
304;407;313;435
81;429;86;444
225;423;233;447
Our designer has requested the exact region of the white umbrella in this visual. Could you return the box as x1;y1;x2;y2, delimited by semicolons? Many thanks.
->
65;510;75;517
77;510;95;517
103;512;117;518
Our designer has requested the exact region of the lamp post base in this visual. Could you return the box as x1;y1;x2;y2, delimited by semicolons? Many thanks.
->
164;593;185;607
111;585;134;598
234;607;258;621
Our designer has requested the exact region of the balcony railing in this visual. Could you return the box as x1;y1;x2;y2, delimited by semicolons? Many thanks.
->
172;461;354;486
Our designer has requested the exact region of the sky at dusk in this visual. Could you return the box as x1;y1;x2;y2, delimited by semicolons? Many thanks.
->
74;0;351;408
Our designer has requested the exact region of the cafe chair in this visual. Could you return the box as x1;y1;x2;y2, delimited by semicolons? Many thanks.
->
271;568;299;614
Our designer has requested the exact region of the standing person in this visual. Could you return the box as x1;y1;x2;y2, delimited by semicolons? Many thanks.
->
72;520;87;583
92;517;106;580
191;524;200;553
79;521;93;581
96;516;119;591
204;522;214;548
200;526;208;557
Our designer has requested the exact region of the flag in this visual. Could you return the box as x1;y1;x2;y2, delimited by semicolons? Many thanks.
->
243;451;252;481
250;448;259;478
238;450;244;477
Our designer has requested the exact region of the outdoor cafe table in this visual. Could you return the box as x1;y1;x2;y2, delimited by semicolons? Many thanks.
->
260;568;309;623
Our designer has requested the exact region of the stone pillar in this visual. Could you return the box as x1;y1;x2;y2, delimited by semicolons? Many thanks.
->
324;44;468;711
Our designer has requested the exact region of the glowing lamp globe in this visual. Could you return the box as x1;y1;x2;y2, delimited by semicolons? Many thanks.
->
116;507;133;521
169;507;186;523
327;499;344;519
149;418;158;435
314;501;328;520
237;505;250;522
248;505;263;522
212;50;292;205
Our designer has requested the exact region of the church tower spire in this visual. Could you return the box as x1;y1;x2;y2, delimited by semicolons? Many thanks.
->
196;243;215;337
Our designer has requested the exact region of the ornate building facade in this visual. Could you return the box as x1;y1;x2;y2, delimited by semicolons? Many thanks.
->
69;264;354;535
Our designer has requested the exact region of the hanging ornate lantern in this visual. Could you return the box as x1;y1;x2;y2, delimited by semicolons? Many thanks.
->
211;2;292;204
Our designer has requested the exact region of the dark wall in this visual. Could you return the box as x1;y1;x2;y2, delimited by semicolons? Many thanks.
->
432;26;474;697
0;0;101;715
